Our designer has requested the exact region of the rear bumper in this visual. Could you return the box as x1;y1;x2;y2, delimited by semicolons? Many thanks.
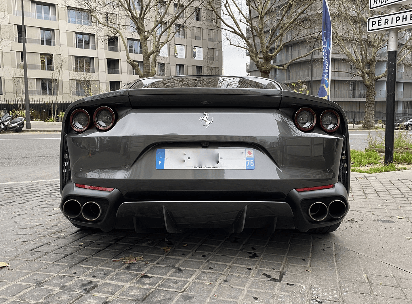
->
61;181;348;233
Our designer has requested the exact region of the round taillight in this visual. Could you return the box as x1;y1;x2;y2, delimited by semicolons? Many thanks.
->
93;106;116;131
70;109;90;132
294;108;316;132
320;109;340;133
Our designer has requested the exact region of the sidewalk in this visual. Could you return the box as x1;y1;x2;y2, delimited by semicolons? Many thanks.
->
22;120;61;132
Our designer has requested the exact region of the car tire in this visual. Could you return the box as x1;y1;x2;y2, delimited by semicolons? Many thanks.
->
307;222;341;234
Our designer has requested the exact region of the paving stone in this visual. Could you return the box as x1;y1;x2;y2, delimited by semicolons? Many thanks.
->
141;288;179;303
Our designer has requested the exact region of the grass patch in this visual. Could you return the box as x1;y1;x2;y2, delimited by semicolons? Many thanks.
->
351;130;412;173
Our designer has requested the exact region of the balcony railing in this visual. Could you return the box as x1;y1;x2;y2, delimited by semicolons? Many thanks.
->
18;63;54;71
108;68;120;74
28;89;57;96
16;37;55;46
333;90;367;99
71;90;91;96
108;45;118;52
76;44;96;50
73;67;95;73
14;10;57;21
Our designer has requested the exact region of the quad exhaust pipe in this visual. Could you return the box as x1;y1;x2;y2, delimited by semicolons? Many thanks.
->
62;199;82;218
328;200;347;219
308;200;347;222
308;202;328;221
62;200;102;221
81;201;102;221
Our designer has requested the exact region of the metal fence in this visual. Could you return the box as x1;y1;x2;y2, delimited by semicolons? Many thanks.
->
0;99;72;121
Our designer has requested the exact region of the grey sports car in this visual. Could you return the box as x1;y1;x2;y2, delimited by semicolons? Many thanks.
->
60;76;350;234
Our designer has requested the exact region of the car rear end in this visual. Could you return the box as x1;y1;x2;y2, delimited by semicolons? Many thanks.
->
60;76;350;233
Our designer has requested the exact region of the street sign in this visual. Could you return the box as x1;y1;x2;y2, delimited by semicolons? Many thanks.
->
370;0;412;10
367;9;412;31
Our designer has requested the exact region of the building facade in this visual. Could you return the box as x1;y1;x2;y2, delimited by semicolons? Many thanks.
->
0;0;222;101
247;33;412;123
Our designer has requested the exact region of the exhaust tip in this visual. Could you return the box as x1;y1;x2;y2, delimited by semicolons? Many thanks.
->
63;199;82;218
82;201;101;221
328;200;347;219
308;202;328;222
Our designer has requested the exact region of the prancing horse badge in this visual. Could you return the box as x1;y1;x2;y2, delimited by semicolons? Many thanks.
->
199;112;213;128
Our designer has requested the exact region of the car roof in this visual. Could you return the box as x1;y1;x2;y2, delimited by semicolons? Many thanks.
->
122;75;282;90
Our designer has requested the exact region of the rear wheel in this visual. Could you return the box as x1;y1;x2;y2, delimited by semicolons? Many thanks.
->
307;222;341;234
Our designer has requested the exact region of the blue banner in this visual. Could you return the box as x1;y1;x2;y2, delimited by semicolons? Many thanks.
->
318;0;332;100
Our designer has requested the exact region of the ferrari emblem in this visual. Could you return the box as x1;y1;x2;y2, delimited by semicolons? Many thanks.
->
199;112;213;128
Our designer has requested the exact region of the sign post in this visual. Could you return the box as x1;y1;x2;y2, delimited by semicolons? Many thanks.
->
368;3;408;164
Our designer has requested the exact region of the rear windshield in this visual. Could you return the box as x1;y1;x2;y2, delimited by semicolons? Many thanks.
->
123;76;281;90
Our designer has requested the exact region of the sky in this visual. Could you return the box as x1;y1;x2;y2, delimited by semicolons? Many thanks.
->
222;43;249;76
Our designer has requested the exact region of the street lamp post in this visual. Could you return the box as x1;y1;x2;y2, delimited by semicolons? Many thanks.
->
21;0;31;129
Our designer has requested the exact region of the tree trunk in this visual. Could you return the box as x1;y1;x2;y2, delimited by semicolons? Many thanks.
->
260;71;269;78
362;84;376;129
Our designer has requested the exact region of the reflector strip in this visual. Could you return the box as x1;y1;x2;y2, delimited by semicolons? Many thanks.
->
75;183;114;192
295;185;334;192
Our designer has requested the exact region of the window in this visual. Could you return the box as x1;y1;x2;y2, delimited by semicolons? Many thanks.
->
193;46;203;60
107;59;120;74
174;44;185;58
74;56;94;73
156;22;167;36
68;8;91;25
131;61;143;75
196;66;202;75
176;64;184;75
207;48;215;61
104;12;117;25
208;29;217;42
110;81;120;91
108;36;118;52
174;3;184;17
75;80;91;96
195;7;201;21
40;28;54;46
34;2;56;21
158;1;166;14
76;33;95;49
127;38;142;54
175;24;185;38
40;54;53;71
38;78;56;95
194;27;201;40
17;25;25;43
157;62;165;76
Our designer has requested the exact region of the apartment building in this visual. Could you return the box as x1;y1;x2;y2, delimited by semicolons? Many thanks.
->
0;0;222;101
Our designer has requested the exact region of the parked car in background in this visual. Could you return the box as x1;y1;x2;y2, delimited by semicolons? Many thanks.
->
60;76;350;234
402;119;412;130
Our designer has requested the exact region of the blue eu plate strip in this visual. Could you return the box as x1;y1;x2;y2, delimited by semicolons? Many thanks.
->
246;149;255;170
156;149;165;169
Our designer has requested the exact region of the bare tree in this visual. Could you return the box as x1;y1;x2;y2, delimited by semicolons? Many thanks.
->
82;0;200;77
330;0;412;129
207;0;320;78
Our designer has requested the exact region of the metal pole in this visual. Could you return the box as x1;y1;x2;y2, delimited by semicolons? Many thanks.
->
384;23;398;164
21;0;31;129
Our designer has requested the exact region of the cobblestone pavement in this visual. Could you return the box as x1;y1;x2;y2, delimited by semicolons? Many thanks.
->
0;172;411;303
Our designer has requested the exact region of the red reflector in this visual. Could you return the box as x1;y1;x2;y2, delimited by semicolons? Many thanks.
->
75;183;114;192
295;185;334;192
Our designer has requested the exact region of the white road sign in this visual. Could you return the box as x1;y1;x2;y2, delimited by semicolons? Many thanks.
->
368;9;412;31
370;0;412;10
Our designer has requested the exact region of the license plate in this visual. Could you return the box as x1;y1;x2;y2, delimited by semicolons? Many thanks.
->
156;148;255;170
